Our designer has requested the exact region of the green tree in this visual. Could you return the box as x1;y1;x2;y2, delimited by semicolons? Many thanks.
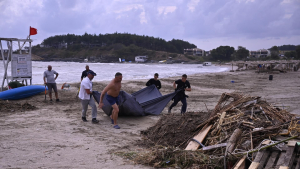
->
235;46;249;60
270;46;279;60
40;33;197;54
284;51;297;59
296;45;300;59
277;45;297;51
211;46;235;61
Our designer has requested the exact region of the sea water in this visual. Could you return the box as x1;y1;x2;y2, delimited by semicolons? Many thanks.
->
0;61;228;85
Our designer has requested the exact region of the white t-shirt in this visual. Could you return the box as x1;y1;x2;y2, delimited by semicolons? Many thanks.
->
79;77;93;100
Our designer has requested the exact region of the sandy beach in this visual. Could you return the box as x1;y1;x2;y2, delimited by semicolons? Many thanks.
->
1;65;299;169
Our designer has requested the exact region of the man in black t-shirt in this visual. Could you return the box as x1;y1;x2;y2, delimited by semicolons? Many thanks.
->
81;65;95;81
168;74;191;115
146;73;161;89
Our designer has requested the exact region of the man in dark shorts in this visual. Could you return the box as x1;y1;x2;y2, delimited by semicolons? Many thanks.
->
146;73;161;89
98;72;122;129
81;65;92;81
43;65;60;102
168;74;191;115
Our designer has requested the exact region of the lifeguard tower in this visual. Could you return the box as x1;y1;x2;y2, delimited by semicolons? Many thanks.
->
0;37;33;91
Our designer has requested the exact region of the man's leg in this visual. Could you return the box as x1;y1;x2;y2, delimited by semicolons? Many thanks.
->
169;95;180;113
180;97;187;114
49;92;52;100
81;99;89;121
47;83;53;100
53;84;59;101
89;98;99;123
111;103;120;128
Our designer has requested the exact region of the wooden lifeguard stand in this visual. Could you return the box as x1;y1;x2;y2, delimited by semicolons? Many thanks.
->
0;37;33;91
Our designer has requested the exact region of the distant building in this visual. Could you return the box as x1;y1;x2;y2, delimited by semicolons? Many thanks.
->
39;42;67;49
135;56;148;63
249;49;270;58
184;48;205;56
279;50;293;55
205;50;211;56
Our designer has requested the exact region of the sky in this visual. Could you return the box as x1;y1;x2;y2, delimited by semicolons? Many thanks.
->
0;0;299;51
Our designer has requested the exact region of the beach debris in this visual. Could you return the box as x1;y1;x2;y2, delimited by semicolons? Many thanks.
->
233;61;300;72
121;92;296;168
0;100;37;112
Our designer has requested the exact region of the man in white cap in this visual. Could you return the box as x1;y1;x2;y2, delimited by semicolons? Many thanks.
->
79;70;99;124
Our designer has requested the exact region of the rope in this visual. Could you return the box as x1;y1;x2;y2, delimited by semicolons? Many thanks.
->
232;139;285;162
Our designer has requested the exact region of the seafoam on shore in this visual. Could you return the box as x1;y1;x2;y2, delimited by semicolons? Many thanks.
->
0;61;229;85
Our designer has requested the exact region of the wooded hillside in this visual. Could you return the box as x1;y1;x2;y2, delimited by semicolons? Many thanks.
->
32;33;198;62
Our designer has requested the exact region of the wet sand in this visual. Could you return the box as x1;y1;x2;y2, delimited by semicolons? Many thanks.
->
1;65;299;168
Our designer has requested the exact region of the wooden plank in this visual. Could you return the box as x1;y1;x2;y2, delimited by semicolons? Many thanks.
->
249;150;267;169
294;151;300;169
249;162;260;169
217;112;226;129
257;149;271;169
276;145;296;168
185;125;212;151
265;151;280;169
279;167;289;169
253;150;266;163
233;156;246;169
288;143;298;169
202;143;227;151
287;141;297;147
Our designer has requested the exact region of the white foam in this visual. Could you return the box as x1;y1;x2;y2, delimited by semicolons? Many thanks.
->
0;61;228;85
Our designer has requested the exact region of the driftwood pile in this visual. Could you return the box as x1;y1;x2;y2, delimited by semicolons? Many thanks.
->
120;92;295;168
201;92;294;151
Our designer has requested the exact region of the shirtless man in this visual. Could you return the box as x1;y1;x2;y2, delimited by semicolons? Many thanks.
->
98;72;122;129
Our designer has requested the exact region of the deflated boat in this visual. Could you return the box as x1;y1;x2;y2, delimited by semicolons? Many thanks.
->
92;84;179;116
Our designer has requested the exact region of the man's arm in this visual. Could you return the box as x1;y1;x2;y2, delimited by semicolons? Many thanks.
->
85;89;93;94
146;79;151;86
98;84;112;108
55;73;59;80
173;81;176;90
43;76;47;84
185;87;191;91
157;80;161;89
185;82;191;91
81;71;84;81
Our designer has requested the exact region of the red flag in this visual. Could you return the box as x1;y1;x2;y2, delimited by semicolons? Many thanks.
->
30;26;37;35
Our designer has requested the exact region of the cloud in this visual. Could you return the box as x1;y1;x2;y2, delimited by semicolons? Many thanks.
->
157;6;177;15
187;0;200;12
0;0;299;50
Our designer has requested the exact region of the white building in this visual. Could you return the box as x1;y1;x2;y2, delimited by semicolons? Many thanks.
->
203;62;212;66
135;56;148;63
249;49;271;58
184;48;205;56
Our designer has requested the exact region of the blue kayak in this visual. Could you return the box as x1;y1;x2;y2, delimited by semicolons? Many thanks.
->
0;85;47;100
